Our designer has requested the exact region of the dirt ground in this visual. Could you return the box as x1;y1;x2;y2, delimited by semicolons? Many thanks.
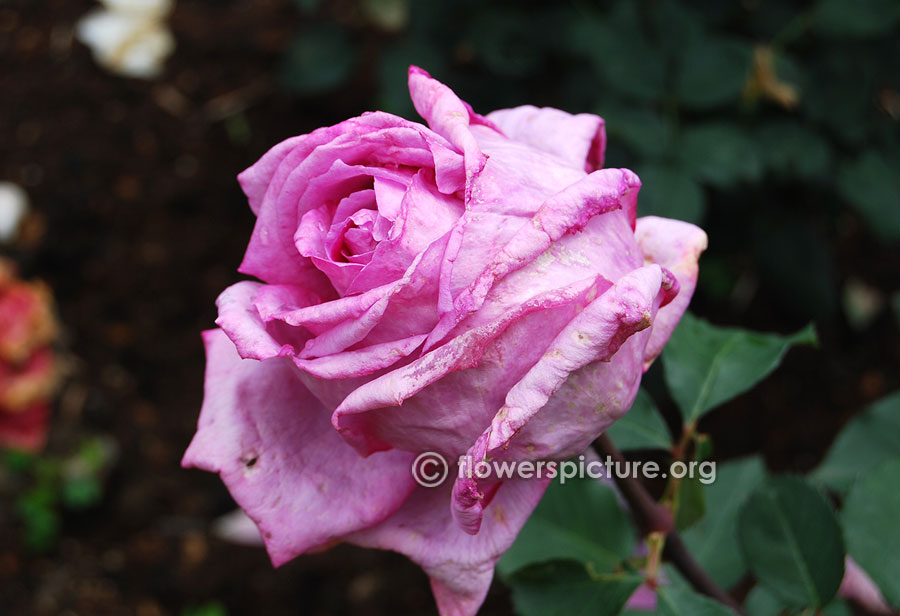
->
1;1;897;615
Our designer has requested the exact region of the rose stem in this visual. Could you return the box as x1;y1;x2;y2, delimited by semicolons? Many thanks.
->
594;434;743;613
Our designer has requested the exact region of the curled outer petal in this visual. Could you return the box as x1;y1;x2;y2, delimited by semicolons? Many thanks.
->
452;264;677;533
348;478;549;616
182;329;416;566
634;216;708;368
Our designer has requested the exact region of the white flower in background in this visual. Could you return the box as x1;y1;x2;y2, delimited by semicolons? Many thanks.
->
0;182;29;244
76;0;175;79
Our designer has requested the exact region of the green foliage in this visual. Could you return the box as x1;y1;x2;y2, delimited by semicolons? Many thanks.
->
743;585;785;616
634;165;706;224
606;388;672;451
675;37;752;110
662;313;817;423
657;586;737;615
813;390;900;494
281;0;900;247
813;0;900;37
181;601;229;616
840;459;900;608
508;562;642;616
737;476;845;608
678;124;763;188
682;457;766;588
7;436;114;552
282;25;357;96
499;477;634;577
673;474;706;531
837;152;900;243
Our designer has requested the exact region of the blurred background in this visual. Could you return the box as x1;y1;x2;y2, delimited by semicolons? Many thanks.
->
0;0;897;614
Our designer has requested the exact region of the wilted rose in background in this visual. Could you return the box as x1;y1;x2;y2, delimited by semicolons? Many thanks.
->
184;67;706;615
0;259;58;451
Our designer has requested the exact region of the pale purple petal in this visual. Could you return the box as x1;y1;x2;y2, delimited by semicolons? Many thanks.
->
214;281;306;360
238;112;464;288
487;105;607;172
182;329;416;566
635;216;708;368
427;168;641;350
408;66;488;192
348;479;549;616
451;264;671;533
332;276;604;457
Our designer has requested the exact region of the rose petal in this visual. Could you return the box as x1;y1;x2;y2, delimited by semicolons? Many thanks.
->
238;113;465;288
427;168;641;350
215;281;307;360
487;105;606;173
348;479;549;616
634;216;708;368
840;557;894;615
408;66;488;194
293;334;427;379
182;329;416;566
347;170;464;294
0;402;49;451
333;275;606;457
0;348;57;411
451;264;669;533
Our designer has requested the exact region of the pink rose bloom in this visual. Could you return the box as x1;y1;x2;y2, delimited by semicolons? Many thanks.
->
183;67;706;615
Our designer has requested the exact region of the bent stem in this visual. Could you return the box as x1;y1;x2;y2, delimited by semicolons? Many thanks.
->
594;434;743;613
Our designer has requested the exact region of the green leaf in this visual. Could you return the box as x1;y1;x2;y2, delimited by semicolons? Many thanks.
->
16;488;60;552
574;4;664;103
3;449;34;473
812;391;900;494
602;107;673;159
813;0;900;38
743;585;786;616
676;37;752;109
682;457;766;588
62;476;103;510
823;600;854;616
837;152;900;243
606;389;672;451
841;459;900;608
282;25;356;96
803;51;873;145
377;38;445;119
468;9;544;77
657;586;737;616
181;601;229;616
674;474;706;531
678;123;763;188
635;164;706;224
737;476;845;608
693;434;712;462
662;313;817;423
499;477;633;577
758;122;833;180
508;561;642;616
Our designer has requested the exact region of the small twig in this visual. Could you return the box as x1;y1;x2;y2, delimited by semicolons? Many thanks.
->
663;532;744;612
594;435;743;613
595;434;673;536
